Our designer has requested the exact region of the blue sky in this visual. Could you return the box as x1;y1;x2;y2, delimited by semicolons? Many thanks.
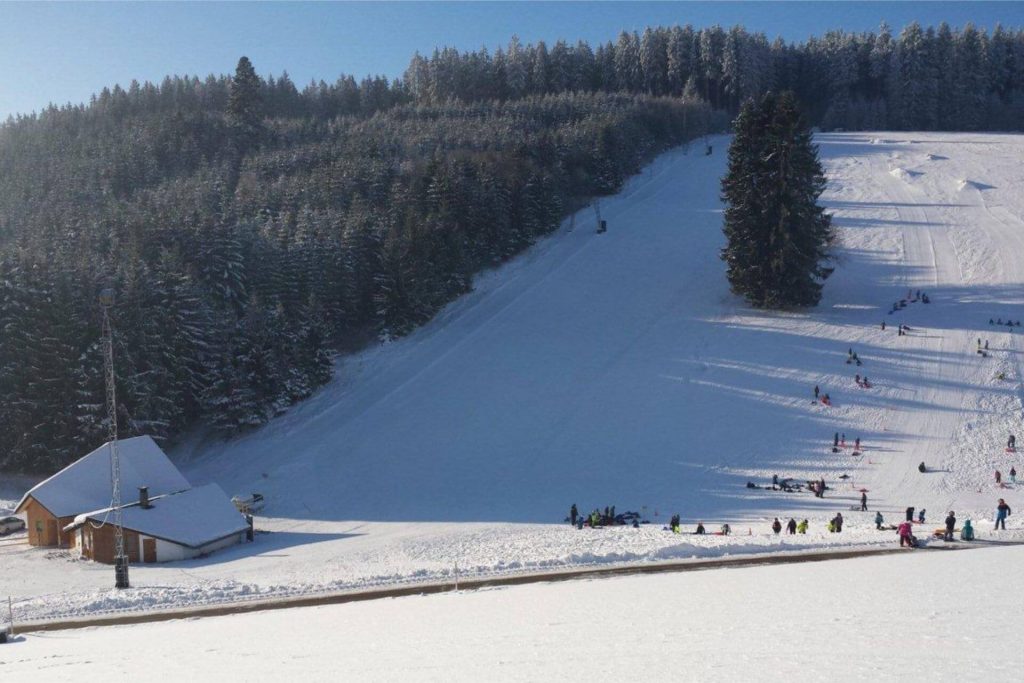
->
1;1;1022;119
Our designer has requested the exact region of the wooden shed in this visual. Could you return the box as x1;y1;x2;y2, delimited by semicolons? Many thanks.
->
65;484;249;564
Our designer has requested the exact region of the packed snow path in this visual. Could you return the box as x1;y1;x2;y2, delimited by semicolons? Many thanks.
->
5;132;1024;621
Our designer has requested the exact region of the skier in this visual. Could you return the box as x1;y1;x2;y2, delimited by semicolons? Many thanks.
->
854;437;861;452
985;340;989;350
787;518;797;534
772;474;779;490
819;476;826;497
995;499;1011;530
881;321;886;331
814;385;820;400
834;432;840;449
918;509;926;524
841;433;846;448
570;503;578;527
721;523;731;535
1011;467;1017;484
1009;434;1017;450
996;470;1002;485
855;374;861;385
827;519;836;533
960;519;975;541
797;519;808;534
944;511;956;542
860;491;868;512
918;461;927;473
875;511;885;530
695;522;706;535
862;376;870;388
898;324;903;337
834;512;844;532
772;518;782;534
906;506;915;522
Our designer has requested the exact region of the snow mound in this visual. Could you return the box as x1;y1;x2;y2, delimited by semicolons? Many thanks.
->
957;178;995;191
889;167;922;181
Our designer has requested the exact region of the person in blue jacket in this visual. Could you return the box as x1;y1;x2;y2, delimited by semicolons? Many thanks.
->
874;511;885;530
995;499;1012;530
960;519;975;541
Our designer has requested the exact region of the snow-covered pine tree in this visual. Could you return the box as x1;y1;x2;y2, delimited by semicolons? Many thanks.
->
720;91;834;308
228;56;263;152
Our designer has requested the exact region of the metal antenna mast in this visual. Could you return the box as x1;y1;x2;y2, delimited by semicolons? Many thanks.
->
100;288;129;589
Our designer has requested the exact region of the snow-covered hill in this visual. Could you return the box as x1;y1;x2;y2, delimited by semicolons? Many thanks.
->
185;131;1024;524
5;132;1024;621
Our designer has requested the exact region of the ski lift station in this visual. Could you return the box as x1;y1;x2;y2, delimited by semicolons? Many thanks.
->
14;435;250;563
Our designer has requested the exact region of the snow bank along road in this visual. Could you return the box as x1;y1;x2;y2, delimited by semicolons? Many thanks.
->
4;545;1023;682
4;132;1024;623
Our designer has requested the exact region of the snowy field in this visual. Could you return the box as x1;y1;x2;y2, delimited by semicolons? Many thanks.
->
4;132;1024;623
3;545;1022;681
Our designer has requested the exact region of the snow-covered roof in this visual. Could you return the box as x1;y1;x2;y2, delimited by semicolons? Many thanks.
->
16;436;190;518
67;483;248;548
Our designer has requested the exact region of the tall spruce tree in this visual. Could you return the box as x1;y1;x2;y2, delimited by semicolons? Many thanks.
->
721;91;833;308
227;56;263;152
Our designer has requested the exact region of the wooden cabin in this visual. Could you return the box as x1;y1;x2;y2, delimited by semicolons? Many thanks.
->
14;435;190;548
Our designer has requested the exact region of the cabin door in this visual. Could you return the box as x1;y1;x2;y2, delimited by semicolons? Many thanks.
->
143;538;157;563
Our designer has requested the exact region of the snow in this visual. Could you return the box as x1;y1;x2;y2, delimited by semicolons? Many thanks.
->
67;484;248;549
4;545;1023;680
5;132;1024;627
14;436;189;518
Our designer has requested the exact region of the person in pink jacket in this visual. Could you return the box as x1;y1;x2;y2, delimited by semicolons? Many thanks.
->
897;521;916;547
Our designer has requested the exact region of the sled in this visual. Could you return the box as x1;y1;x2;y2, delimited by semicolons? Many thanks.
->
851;450;863;456
1006;447;1016;454
231;492;265;514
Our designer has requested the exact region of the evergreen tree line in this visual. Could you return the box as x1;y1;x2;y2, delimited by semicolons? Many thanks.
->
405;22;1024;130
0;68;721;471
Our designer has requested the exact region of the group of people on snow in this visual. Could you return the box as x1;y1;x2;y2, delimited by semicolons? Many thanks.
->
772;517;804;534
569;503;641;529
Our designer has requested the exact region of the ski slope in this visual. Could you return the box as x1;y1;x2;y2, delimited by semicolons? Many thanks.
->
4;132;1024;621
185;131;1024;523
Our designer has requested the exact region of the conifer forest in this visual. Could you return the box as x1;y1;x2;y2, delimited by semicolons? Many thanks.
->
2;22;1023;472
